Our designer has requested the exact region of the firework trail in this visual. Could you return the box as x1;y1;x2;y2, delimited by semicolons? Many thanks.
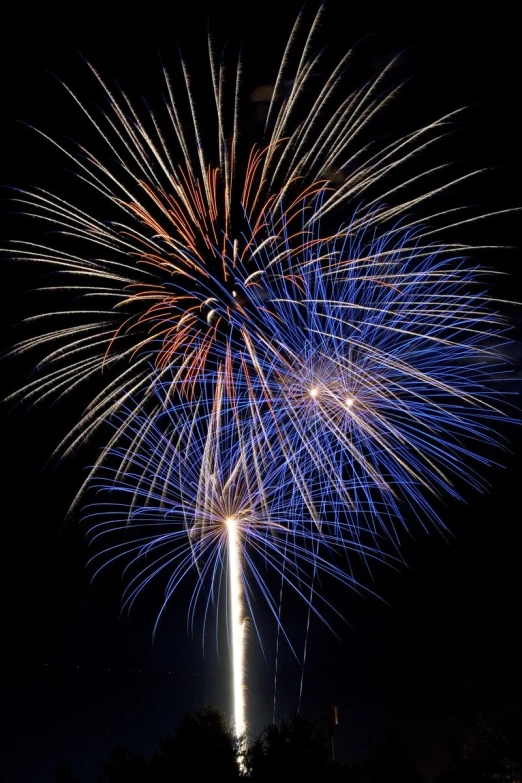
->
84;377;388;736
5;5;515;737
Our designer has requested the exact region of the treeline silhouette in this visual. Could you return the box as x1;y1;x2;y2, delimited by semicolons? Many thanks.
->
55;706;522;782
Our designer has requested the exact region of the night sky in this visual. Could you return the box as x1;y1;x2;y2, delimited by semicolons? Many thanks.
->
1;4;521;782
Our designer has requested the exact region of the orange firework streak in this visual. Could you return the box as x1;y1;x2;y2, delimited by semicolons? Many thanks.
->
100;143;334;402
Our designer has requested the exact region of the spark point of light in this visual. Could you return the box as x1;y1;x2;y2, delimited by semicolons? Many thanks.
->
225;516;245;740
8;3;515;746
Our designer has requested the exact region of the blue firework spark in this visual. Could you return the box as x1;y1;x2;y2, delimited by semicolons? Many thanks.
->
5;4;517;733
244;212;511;539
5;7;500;469
84;379;387;647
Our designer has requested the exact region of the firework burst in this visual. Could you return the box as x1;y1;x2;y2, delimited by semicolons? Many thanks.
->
84;377;388;734
5;5;516;738
5;8;498;468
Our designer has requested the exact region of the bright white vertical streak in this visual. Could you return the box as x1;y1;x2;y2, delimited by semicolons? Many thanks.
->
225;517;245;739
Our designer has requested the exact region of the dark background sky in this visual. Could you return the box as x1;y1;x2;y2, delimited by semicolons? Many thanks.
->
1;3;521;782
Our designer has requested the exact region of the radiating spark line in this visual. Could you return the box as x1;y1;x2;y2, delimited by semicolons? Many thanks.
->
6;5;518;735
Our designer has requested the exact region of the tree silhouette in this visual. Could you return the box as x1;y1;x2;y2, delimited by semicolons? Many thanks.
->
436;709;522;783
355;731;424;783
96;746;148;783
55;762;82;783
149;705;241;782
55;709;431;782
246;712;338;781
